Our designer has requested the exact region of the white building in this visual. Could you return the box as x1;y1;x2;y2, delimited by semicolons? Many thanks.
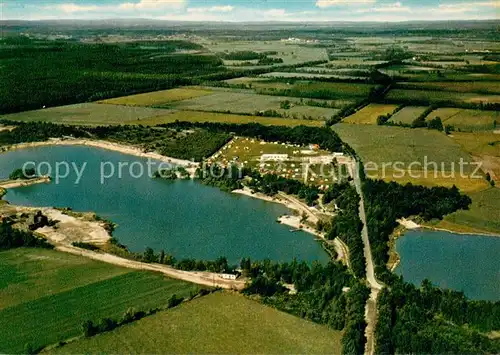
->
219;273;237;280
260;154;289;162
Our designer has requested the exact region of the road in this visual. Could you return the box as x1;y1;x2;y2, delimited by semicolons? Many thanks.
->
352;160;383;355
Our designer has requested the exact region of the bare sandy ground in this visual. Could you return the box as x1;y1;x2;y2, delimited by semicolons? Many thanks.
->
397;218;420;229
0;176;51;189
2;139;199;168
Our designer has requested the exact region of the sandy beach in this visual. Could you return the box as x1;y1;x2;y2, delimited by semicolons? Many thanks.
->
2;139;199;168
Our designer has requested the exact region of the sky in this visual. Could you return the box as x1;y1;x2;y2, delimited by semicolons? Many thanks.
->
1;0;499;22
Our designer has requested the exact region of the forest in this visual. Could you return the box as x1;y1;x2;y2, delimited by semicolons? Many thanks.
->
0;38;224;114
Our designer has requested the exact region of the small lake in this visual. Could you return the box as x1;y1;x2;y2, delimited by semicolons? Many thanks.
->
0;146;329;265
396;230;500;301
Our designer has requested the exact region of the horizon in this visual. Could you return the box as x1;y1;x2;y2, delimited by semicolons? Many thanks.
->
1;0;500;22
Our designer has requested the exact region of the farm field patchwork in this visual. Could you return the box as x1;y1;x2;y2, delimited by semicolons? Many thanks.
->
0;249;199;353
259;71;359;79
99;88;214;107
53;292;343;354
137;110;324;127
343;104;399;124
0;103;173;126
385;89;500;104
389;106;428;125
428;108;498;132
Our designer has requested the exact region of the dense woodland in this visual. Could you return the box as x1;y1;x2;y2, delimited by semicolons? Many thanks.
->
0;38;229;114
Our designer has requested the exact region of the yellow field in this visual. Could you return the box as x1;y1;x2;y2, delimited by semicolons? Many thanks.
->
99;88;214;107
138;110;324;127
343;104;399;124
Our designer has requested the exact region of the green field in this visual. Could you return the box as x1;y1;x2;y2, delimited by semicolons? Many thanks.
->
0;103;173;126
211;137;338;185
385;89;500;105
428;108;499;132
332;123;489;192
54;292;343;354
449;131;500;179
0;248;199;353
389;106;428;125
432;187;500;235
344;104;399;124
138;110;324;127
99;87;214;106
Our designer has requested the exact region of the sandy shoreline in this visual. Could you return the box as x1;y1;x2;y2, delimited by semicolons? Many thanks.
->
0;176;51;189
2;139;199;168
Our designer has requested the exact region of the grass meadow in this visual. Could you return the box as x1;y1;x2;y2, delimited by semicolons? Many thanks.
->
54;292;343;354
343;104;399;124
0;249;199;353
0;103;173;126
99;88;214;106
385;89;500;105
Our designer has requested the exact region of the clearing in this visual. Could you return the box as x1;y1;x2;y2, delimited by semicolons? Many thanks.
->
53;292;343;354
0;248;199;353
343;104;399;125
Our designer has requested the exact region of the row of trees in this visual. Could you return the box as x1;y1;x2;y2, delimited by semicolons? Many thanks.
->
324;183;366;278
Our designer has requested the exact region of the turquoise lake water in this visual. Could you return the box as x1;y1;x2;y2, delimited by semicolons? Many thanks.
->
396;229;500;300
0;146;329;264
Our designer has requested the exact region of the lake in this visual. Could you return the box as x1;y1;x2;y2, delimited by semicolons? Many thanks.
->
0;145;329;264
395;229;500;301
